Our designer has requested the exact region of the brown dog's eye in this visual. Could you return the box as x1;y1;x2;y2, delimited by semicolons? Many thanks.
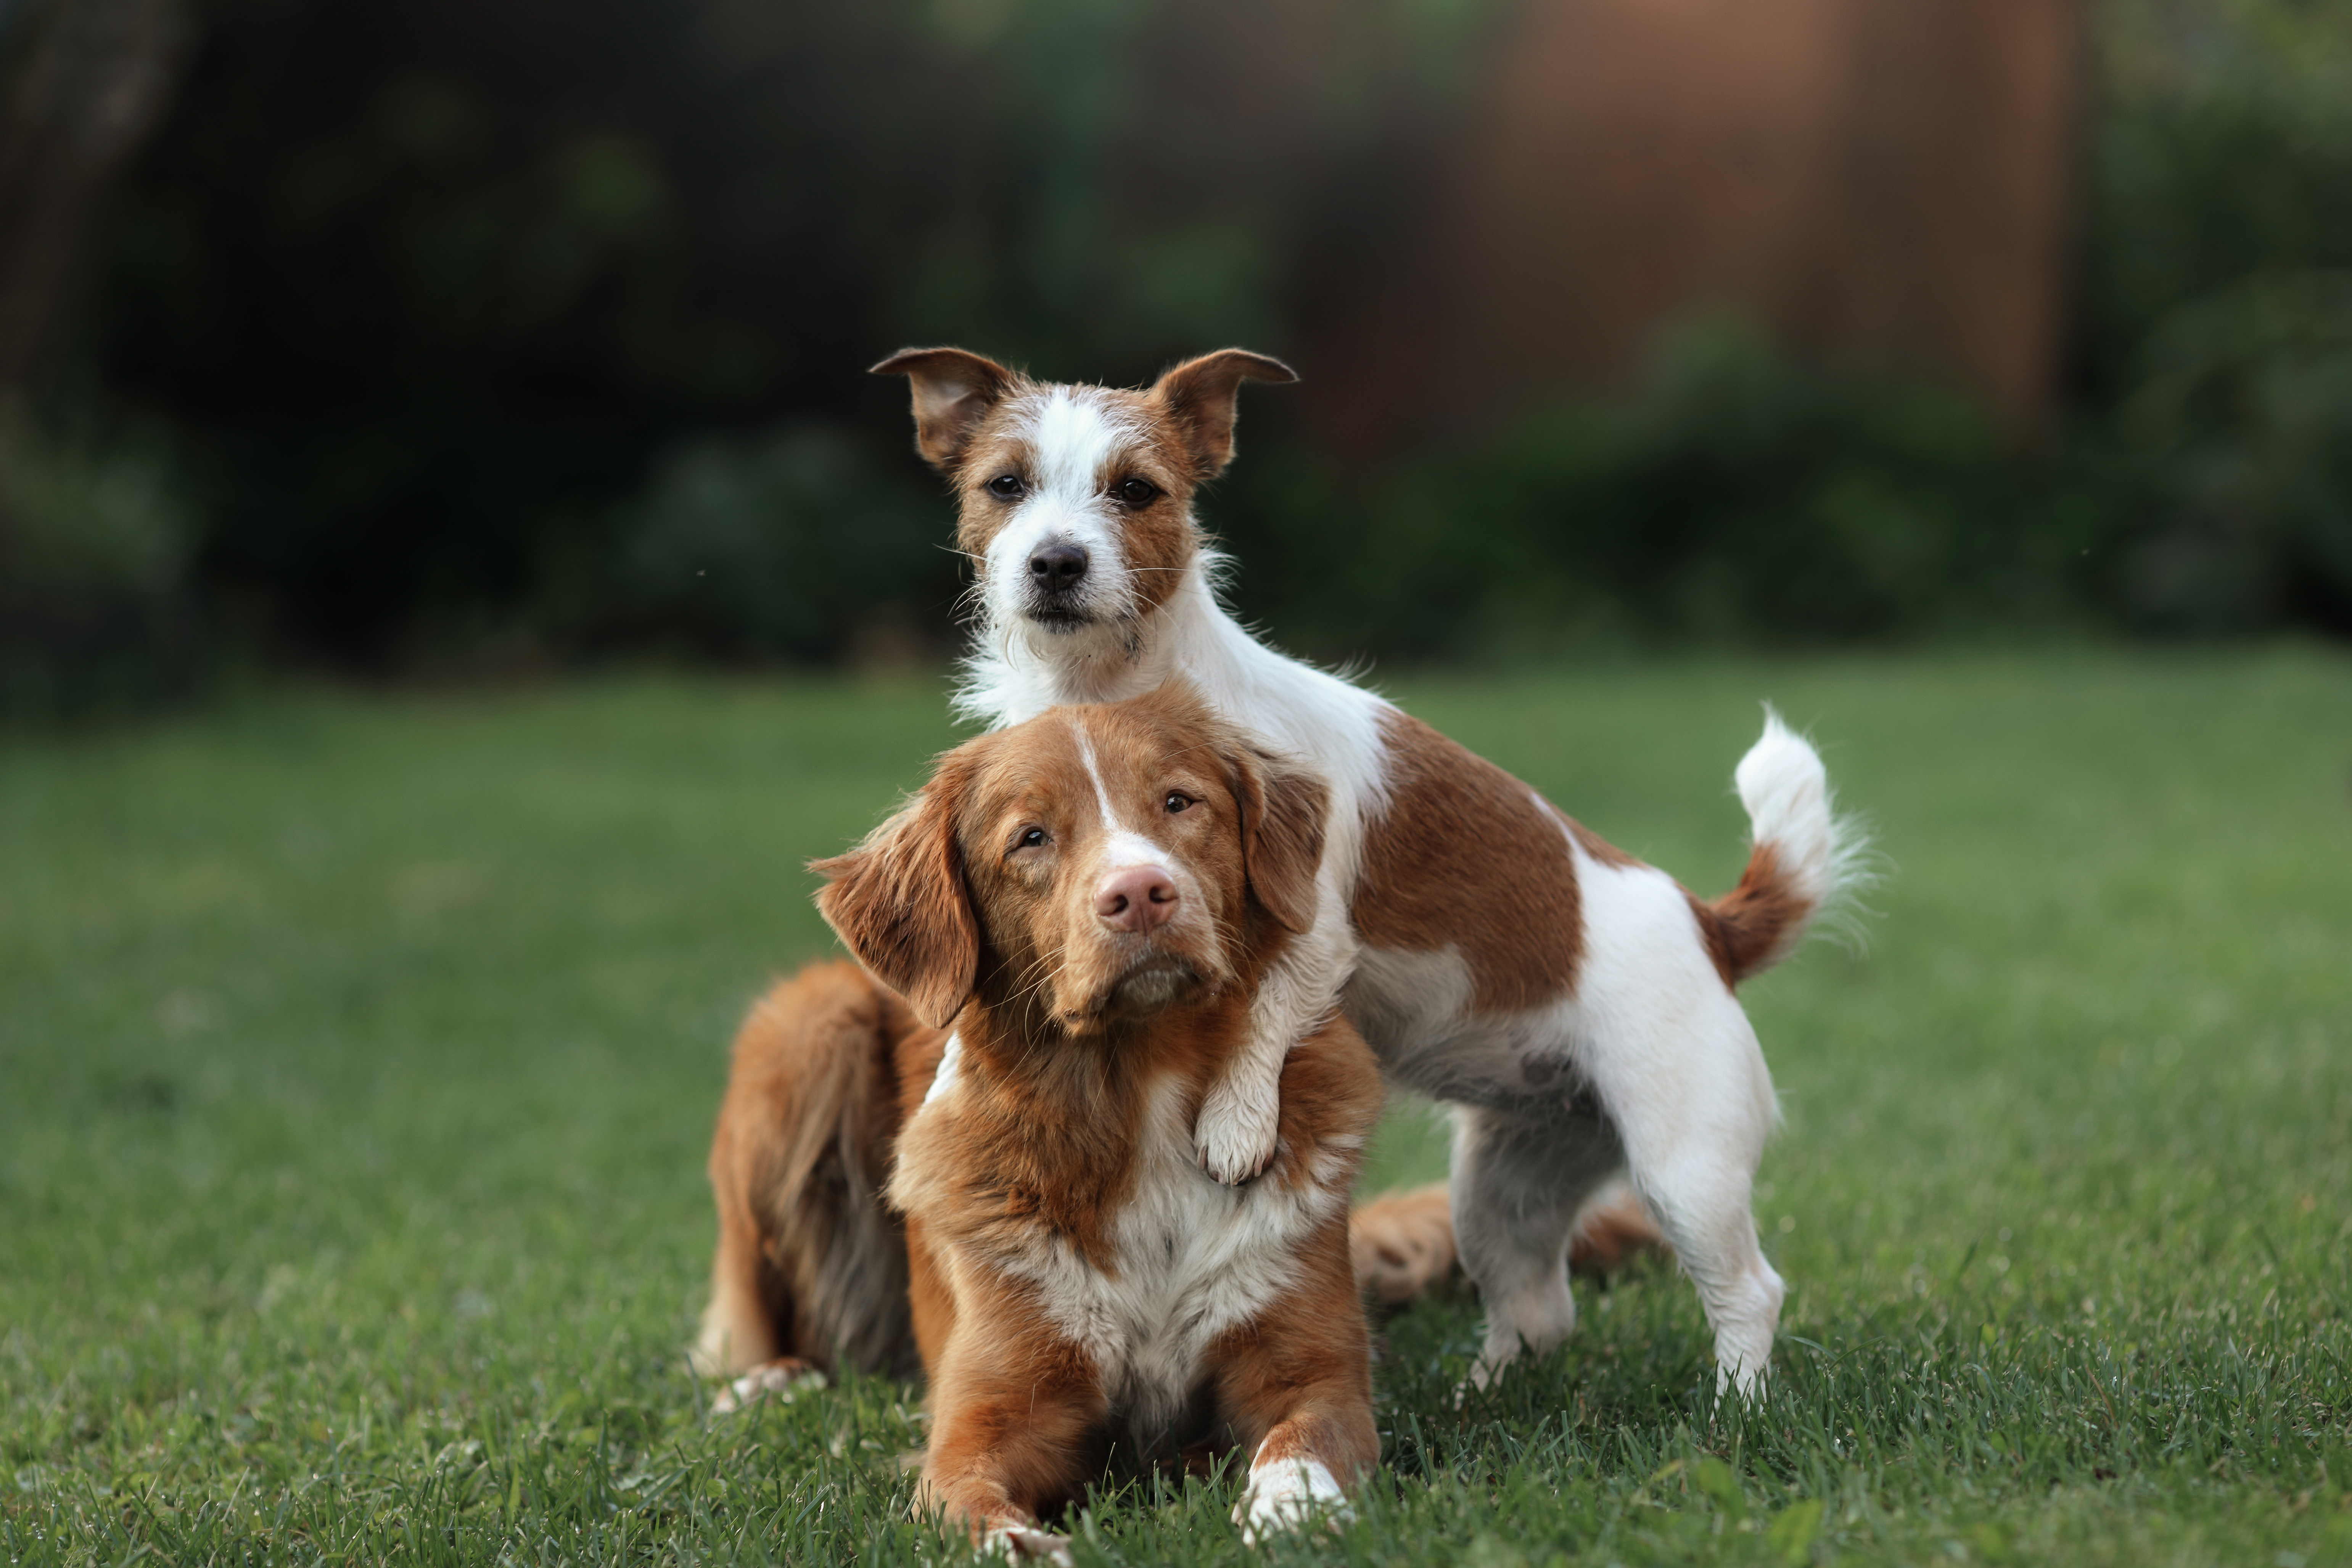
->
1012;826;1046;852
1114;478;1159;508
988;474;1025;500
1163;793;1192;814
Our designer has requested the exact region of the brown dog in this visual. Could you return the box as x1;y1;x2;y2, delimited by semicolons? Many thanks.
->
699;685;1410;1556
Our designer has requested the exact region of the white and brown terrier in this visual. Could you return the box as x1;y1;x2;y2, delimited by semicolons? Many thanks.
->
867;346;1866;1393
698;685;1437;1556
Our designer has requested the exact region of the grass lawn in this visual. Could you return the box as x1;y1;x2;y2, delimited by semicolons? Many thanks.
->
3;647;2350;1566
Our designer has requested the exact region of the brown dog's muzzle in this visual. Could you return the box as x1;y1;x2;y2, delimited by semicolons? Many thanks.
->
1052;836;1229;1028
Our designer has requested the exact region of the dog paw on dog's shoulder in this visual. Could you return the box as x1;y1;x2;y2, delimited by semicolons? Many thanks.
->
709;1357;827;1415
1193;1082;1280;1186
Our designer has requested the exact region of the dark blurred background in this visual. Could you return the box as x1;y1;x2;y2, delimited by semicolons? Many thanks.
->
2;0;2347;709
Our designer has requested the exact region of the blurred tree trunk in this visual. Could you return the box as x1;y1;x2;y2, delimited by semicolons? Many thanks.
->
1305;0;2084;453
0;0;187;400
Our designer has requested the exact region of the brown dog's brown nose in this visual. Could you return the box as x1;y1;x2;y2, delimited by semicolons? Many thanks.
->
1095;866;1178;934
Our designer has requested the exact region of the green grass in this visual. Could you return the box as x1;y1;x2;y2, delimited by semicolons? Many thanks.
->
4;649;2350;1566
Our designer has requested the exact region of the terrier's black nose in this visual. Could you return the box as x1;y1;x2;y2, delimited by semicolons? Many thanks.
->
1028;543;1090;593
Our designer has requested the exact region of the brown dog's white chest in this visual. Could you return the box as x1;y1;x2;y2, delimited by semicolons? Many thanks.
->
903;1066;1355;1437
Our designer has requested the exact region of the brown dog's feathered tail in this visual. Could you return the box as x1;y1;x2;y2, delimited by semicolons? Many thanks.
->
1569;1187;1667;1272
693;962;920;1385
1690;709;1869;986
1350;1183;1459;1304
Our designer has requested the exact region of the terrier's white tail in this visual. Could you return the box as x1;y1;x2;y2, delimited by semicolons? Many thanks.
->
1694;708;1868;984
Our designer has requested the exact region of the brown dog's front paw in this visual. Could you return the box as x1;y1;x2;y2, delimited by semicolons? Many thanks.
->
710;1357;826;1415
980;1522;1074;1565
1233;1455;1352;1546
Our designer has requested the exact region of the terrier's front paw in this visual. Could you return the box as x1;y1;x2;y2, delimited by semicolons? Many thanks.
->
1232;1456;1351;1545
709;1358;825;1415
1194;1082;1279;1186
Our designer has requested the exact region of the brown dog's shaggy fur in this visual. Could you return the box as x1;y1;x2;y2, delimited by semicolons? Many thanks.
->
698;686;1441;1553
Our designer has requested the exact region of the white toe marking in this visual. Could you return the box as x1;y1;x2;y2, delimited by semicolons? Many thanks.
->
709;1362;825;1416
980;1524;1074;1565
1234;1454;1348;1544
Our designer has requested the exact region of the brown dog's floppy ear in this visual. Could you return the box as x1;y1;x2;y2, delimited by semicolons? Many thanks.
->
869;347;1017;470
812;782;979;1029
1230;746;1328;935
1150;349;1298;479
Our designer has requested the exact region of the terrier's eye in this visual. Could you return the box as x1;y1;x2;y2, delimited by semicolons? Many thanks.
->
1013;826;1046;851
988;474;1025;500
1163;793;1193;814
1114;478;1159;508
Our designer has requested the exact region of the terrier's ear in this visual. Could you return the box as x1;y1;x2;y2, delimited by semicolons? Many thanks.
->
869;347;1018;470
1228;744;1329;935
812;781;979;1030
1150;349;1298;480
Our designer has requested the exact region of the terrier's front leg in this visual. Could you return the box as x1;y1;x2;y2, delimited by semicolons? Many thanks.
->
1194;1026;1285;1185
1195;909;1353;1184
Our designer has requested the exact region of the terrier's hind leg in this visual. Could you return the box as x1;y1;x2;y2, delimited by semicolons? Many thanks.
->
1628;1169;1783;1396
1451;1102;1625;1386
1600;1007;1785;1396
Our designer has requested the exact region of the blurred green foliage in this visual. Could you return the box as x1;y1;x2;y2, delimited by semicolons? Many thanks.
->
2088;0;2352;633
56;0;1487;678
1212;320;2117;656
3;0;2347;703
2114;271;2352;631
0;409;203;709
613;425;950;663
